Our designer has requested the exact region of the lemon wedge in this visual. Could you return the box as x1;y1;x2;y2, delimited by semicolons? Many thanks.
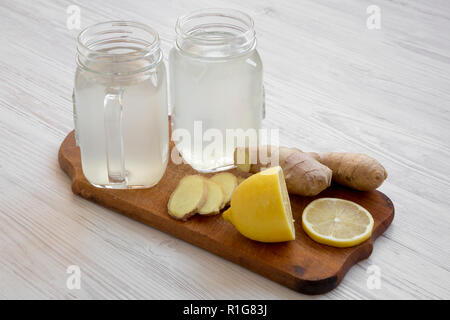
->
302;198;374;248
223;166;295;243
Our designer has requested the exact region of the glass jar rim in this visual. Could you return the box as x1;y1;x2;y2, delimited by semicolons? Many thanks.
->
76;21;162;76
77;20;160;59
175;8;256;44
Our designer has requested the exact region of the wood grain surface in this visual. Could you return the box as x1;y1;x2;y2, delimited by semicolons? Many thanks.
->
1;0;449;299
59;130;394;294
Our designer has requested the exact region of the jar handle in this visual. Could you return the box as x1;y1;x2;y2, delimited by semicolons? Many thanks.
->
104;87;126;184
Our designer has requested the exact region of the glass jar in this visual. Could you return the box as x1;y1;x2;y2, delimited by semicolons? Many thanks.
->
74;21;169;189
169;9;264;172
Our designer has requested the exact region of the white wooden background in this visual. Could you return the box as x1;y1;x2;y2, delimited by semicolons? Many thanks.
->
1;0;449;299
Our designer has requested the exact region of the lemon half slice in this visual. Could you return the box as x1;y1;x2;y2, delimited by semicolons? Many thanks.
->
223;166;295;243
302;198;374;248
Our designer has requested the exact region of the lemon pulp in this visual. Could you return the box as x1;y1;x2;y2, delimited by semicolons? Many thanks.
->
302;198;374;248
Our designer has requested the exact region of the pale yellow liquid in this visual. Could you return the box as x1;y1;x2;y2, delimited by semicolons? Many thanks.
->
170;48;263;172
74;64;169;188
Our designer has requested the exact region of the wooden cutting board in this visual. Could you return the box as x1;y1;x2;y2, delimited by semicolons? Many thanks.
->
59;130;394;295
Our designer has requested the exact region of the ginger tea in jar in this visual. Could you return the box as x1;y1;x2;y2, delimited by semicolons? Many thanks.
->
74;21;169;189
170;9;264;172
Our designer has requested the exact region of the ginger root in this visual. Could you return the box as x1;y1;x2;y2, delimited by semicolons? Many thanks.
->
168;175;207;220
318;152;387;191
234;146;332;196
198;179;225;215
210;172;238;208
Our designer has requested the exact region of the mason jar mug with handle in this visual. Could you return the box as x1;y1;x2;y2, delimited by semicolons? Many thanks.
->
73;21;169;189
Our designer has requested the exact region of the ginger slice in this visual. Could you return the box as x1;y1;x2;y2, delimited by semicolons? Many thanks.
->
198;179;225;215
210;172;238;207
168;175;207;220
